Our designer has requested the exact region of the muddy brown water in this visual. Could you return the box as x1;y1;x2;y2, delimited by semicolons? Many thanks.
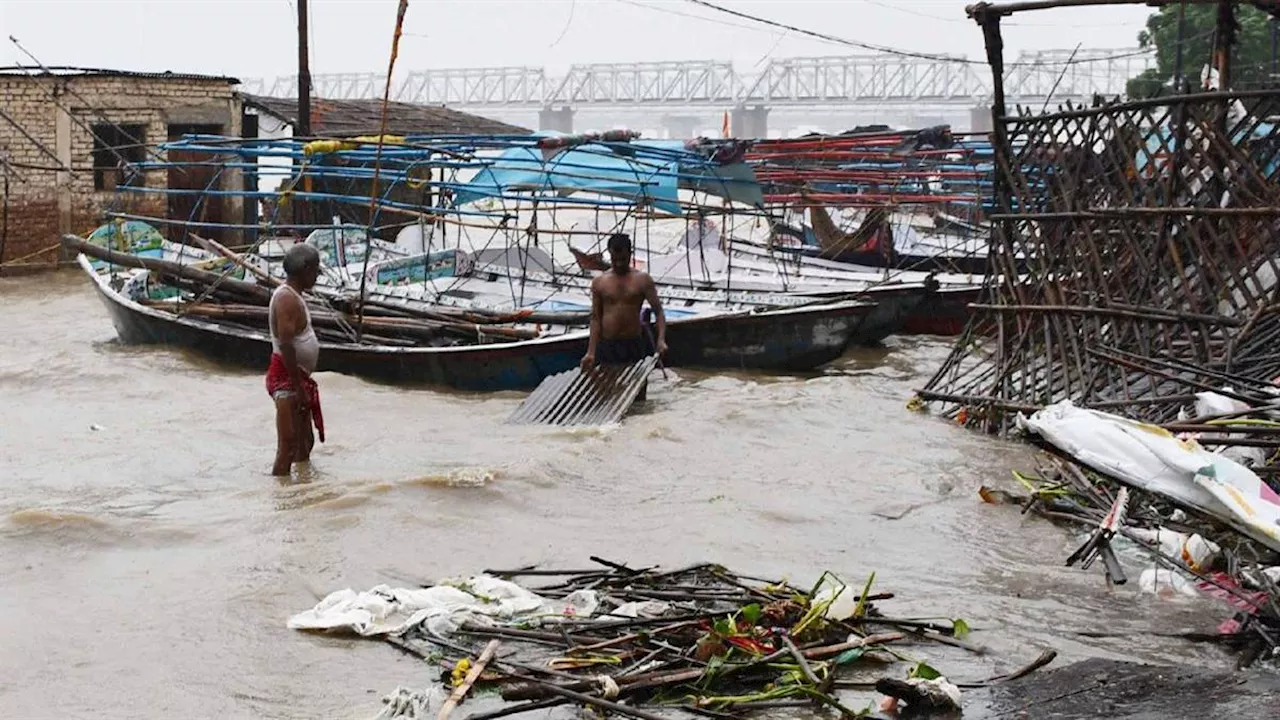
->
0;271;1241;719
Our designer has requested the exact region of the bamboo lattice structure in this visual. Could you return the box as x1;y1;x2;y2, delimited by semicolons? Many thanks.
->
918;1;1280;432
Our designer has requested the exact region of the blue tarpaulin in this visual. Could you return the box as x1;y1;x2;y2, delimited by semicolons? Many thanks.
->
453;135;763;214
1135;119;1280;179
454;141;684;214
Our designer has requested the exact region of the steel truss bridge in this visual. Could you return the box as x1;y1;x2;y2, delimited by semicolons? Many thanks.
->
243;49;1153;113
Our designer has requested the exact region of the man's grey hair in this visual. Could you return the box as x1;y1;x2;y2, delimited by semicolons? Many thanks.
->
282;243;321;277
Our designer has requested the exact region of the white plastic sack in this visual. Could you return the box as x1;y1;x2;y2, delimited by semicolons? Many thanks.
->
1017;400;1280;552
1190;391;1247;418
1138;568;1201;599
373;686;444;720
605;601;673;620
1126;527;1220;573
288;575;599;637
1176;391;1266;467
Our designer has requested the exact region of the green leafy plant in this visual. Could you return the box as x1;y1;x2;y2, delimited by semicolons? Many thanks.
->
909;661;943;681
852;571;877;619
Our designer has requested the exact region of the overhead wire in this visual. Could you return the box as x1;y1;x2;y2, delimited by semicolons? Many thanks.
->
550;0;578;48
610;0;785;35
678;0;1157;67
858;0;1137;28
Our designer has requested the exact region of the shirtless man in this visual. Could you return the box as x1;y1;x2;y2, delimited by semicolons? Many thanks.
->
265;243;326;476
580;233;668;397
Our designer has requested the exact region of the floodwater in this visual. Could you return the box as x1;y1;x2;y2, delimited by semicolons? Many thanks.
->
0;271;1238;719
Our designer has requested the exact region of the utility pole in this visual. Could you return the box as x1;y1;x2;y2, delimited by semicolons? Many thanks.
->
297;0;311;138
1214;0;1234;91
1173;1;1187;93
1271;17;1278;88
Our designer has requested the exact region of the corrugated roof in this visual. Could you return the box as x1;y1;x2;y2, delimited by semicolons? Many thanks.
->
243;95;530;137
506;356;658;426
0;66;240;84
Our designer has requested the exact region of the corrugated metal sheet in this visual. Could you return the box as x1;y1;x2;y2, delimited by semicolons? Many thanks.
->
507;356;658;426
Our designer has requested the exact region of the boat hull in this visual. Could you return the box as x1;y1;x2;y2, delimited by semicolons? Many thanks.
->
662;301;874;371
89;271;588;392
80;257;874;389
819;247;992;276
902;285;980;336
853;286;928;345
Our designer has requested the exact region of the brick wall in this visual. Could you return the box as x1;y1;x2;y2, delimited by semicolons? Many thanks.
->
0;73;241;270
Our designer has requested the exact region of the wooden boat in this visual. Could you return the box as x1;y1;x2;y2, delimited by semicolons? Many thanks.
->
222;231;924;347
796;241;991;276
721;241;985;336
904;284;981;336
73;248;878;390
399;245;930;343
378;269;923;347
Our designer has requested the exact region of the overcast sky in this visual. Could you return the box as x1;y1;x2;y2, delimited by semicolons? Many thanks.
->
2;0;1155;82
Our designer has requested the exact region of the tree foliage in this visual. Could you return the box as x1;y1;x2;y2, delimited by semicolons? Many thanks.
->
1126;5;1278;98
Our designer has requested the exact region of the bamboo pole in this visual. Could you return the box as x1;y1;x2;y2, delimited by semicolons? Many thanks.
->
438;640;500;720
62;234;272;304
143;301;539;342
189;232;280;288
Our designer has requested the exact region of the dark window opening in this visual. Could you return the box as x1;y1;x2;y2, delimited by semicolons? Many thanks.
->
92;123;147;191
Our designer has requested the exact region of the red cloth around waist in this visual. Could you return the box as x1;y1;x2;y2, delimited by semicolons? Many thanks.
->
265;353;325;443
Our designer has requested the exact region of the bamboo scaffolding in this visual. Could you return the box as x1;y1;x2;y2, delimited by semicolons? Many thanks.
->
918;44;1280;428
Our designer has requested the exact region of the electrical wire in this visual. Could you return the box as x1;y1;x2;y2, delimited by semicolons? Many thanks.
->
611;0;782;35
550;0;577;48
678;0;1157;67
858;0;1136;28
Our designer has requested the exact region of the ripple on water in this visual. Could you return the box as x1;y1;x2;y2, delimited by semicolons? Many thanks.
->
403;466;498;488
3;507;198;548
266;464;503;514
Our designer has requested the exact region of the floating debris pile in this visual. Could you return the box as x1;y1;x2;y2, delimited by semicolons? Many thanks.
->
981;428;1280;668
288;560;1057;719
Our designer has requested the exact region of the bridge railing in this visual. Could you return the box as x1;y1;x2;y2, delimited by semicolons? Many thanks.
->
241;50;1154;108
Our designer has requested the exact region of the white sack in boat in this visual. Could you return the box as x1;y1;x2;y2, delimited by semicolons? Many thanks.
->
287;575;599;637
1017;400;1280;553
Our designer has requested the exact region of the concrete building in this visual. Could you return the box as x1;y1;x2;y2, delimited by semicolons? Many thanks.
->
0;67;242;270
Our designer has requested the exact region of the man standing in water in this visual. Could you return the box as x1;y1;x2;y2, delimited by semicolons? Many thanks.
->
580;233;668;400
266;244;325;476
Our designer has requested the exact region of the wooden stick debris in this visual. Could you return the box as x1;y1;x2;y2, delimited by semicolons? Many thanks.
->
188;232;280;287
464;698;567;720
510;674;674;720
438;640;501;720
377;562;969;720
